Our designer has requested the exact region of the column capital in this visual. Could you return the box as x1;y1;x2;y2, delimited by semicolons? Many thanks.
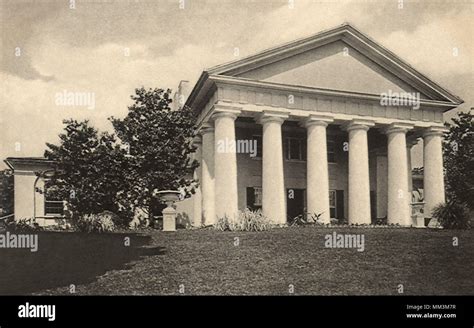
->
199;122;214;135
302;114;334;128
423;125;448;138
345;119;375;132
211;109;241;121
383;122;414;135
258;110;289;125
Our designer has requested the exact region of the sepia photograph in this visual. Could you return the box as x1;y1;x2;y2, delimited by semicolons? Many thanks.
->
0;0;473;325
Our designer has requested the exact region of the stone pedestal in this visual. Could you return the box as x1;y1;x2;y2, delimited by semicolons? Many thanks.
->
411;202;425;228
162;206;177;232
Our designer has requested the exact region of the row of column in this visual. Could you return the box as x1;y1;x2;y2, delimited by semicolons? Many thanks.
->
193;109;446;226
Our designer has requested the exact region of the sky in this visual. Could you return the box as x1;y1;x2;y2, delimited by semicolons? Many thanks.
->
1;0;473;169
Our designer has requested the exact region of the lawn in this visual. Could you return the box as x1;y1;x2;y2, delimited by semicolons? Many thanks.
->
0;226;473;295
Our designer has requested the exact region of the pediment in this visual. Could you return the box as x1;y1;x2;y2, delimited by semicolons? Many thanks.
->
202;24;462;106
234;40;430;99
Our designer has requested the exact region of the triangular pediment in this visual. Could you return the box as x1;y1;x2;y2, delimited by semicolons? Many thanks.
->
204;23;462;105
234;40;429;98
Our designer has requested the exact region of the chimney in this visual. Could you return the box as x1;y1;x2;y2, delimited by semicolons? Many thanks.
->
173;80;190;110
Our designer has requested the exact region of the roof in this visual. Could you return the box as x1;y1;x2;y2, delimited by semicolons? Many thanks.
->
4;157;55;170
186;23;463;111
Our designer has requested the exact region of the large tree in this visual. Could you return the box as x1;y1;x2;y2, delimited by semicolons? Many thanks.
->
110;87;198;217
44;119;130;221
0;170;14;217
443;110;474;210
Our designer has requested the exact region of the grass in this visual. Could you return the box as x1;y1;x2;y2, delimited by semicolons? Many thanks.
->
0;226;473;295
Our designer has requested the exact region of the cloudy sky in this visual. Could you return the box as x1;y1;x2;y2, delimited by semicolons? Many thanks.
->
1;0;472;168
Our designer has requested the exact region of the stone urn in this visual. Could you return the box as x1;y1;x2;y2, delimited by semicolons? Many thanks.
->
155;190;181;232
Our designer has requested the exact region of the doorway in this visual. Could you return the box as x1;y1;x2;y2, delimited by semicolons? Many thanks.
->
286;188;305;221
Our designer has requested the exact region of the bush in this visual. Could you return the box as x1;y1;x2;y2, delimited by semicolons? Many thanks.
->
213;216;230;231
374;217;387;226
432;201;471;229
75;211;116;233
214;209;272;231
289;212;325;226
4;218;43;233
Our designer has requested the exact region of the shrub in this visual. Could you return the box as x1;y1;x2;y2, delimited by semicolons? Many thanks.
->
4;218;43;233
239;209;272;231
374;217;387;226
289;212;325;226
176;212;192;229
75;211;116;233
214;209;272;231
214;216;230;231
432;201;471;229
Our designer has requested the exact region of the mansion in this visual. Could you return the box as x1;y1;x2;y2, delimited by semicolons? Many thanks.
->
180;23;463;226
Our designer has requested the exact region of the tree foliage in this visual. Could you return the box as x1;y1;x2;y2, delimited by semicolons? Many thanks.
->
443;110;474;210
0;170;14;216
44;119;130;221
45;87;199;222
110;87;198;215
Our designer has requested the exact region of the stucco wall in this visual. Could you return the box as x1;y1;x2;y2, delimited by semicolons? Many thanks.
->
14;173;45;220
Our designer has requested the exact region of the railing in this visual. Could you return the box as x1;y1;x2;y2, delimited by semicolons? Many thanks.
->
0;213;14;221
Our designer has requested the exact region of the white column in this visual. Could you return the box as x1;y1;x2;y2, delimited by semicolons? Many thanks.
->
260;111;288;225
213;109;240;221
192;136;202;227
385;123;413;226
423;126;447;218
304;115;334;224
406;139;418;203
347;120;374;224
200;123;215;226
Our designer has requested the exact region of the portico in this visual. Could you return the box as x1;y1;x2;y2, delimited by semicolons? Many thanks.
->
183;24;462;227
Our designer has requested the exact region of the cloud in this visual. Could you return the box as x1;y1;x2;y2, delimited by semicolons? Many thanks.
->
0;34;231;162
381;10;473;80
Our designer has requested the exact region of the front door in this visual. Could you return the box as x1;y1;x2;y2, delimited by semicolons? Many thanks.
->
286;188;305;222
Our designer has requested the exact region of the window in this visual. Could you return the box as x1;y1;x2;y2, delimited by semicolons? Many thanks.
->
44;184;64;216
254;187;262;207
246;187;262;210
327;136;336;163
329;190;336;218
285;137;306;161
45;199;64;215
282;136;336;162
